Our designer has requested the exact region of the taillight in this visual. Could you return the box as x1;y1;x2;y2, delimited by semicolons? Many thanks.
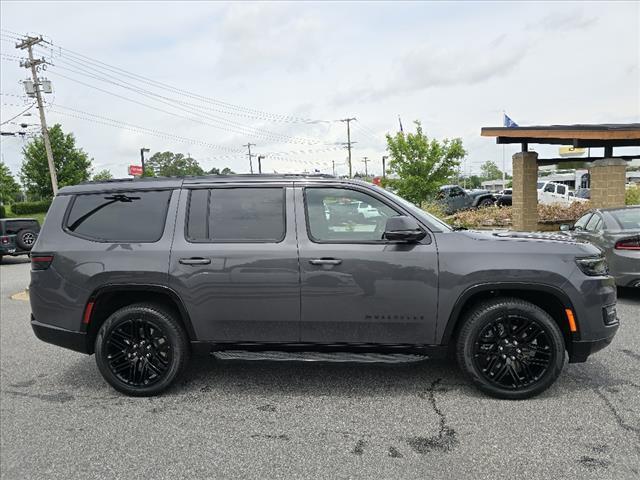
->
31;255;54;271
0;236;9;245
615;237;640;250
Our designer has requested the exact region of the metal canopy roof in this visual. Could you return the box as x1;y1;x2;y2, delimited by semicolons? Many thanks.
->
481;123;640;163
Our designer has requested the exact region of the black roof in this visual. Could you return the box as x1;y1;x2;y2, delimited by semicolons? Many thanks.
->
59;174;367;195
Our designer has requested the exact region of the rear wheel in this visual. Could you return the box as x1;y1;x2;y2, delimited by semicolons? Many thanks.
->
16;229;37;250
456;298;565;399
478;198;494;208
95;303;190;396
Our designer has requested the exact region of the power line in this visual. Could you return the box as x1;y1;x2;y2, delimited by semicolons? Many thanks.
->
45;63;324;146
0;102;36;125
18;33;328;124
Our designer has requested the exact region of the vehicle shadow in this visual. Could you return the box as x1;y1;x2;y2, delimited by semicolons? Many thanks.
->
58;350;628;402
0;256;30;265
617;286;639;303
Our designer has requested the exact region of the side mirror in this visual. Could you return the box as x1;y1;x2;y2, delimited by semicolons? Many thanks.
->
559;224;572;231
383;216;426;242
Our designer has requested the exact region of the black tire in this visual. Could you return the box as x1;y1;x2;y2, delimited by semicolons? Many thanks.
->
16;229;37;250
477;198;494;208
95;303;190;396
456;297;565;400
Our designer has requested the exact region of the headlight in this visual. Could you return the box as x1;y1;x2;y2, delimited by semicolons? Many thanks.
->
575;256;609;276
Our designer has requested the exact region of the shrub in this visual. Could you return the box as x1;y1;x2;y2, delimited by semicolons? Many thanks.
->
420;200;448;219
0;204;5;219
443;202;592;229
11;199;52;215
626;185;640;205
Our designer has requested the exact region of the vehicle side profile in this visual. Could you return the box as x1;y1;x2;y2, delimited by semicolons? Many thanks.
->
435;185;495;214
560;206;640;287
29;175;619;399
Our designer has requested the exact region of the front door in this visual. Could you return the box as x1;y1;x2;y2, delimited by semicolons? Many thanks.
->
169;184;300;343
296;185;439;345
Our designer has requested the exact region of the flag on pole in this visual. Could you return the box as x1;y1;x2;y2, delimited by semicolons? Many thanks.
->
503;113;518;128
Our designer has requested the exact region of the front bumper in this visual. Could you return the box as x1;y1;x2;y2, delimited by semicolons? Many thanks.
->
569;326;619;363
31;315;89;354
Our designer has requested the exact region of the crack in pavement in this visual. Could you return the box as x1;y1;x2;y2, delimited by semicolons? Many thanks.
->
405;378;458;454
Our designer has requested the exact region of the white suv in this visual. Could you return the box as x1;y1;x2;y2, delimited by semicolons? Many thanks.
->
537;181;587;205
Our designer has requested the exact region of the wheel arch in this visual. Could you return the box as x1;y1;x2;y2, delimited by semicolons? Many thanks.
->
441;282;578;353
84;284;196;354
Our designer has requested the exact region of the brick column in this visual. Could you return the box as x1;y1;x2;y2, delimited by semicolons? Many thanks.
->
589;158;626;208
512;151;538;231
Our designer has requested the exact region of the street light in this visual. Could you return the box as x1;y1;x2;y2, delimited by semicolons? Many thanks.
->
140;148;150;175
257;155;265;174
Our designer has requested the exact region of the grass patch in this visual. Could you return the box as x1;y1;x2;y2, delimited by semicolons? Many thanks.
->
3;204;46;226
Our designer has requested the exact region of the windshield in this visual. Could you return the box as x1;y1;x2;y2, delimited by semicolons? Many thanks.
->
537;182;544;189
608;208;640;230
372;185;453;231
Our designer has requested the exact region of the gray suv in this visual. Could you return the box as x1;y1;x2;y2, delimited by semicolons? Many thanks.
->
29;175;619;399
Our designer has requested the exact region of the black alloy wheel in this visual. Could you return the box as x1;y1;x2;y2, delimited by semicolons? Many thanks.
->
95;303;189;396
457;298;565;399
105;318;172;387
472;314;554;390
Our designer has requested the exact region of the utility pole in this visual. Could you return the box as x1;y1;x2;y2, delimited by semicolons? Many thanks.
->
362;157;370;177
340;118;356;178
140;147;150;175
257;155;264;174
382;156;388;178
17;35;58;195
332;160;336;177
243;143;255;174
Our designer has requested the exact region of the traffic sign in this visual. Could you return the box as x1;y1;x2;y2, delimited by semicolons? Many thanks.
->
128;165;143;176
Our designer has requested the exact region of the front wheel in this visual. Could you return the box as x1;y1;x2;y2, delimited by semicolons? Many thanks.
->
477;198;494;208
95;303;190;396
456;298;565;399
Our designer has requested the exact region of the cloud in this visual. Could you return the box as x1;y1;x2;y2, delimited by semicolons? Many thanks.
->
333;35;532;104
213;3;326;77
527;9;597;32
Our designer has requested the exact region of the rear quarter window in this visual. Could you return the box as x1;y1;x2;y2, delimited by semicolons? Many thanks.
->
65;190;172;242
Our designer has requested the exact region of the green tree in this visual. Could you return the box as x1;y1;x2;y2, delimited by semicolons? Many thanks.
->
145;151;204;176
384;121;466;204
209;166;235;175
20;124;93;199
464;175;482;189
479;160;503;181
92;169;113;181
0;160;21;204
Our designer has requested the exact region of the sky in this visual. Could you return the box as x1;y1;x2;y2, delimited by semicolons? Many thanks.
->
0;0;638;179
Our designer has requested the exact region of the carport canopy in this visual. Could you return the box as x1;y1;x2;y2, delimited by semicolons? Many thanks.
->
480;123;640;231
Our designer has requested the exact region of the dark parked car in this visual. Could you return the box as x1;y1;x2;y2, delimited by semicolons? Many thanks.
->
436;185;495;214
560;206;640;287
30;175;618;399
496;189;512;207
0;217;40;262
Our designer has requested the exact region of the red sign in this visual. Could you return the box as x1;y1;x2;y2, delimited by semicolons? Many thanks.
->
372;176;382;186
128;165;143;176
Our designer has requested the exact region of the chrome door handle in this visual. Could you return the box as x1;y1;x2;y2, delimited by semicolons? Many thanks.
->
179;257;211;265
309;258;342;266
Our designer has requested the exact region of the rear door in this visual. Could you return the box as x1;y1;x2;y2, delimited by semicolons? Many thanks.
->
169;182;300;343
295;183;439;345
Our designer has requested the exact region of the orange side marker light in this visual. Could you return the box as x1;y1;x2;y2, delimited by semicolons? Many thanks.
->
565;308;577;333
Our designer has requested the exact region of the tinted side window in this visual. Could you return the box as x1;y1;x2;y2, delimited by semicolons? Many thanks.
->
305;188;399;242
557;185;566;195
66;190;172;242
585;214;602;232
187;188;285;242
574;213;592;230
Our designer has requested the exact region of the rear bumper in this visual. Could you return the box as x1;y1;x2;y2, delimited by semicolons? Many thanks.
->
31;315;89;354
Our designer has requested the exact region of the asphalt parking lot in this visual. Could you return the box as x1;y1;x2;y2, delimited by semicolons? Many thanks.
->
1;257;638;479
